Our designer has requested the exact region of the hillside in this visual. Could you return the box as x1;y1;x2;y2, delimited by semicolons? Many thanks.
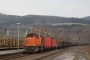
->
0;13;90;27
82;16;90;20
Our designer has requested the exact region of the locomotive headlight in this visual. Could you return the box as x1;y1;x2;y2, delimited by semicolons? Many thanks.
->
26;40;28;46
26;40;28;44
34;44;36;46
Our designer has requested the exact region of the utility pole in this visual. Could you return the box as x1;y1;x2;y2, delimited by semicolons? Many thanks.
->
16;23;21;50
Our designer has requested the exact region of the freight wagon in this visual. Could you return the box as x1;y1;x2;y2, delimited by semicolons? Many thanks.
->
51;39;56;49
0;38;24;50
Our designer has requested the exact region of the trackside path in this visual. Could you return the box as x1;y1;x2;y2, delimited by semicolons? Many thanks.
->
52;48;77;60
52;46;87;60
78;50;86;60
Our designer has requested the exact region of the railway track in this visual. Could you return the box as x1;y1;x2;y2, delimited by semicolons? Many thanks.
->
0;47;74;60
0;53;33;60
35;48;70;60
0;47;23;50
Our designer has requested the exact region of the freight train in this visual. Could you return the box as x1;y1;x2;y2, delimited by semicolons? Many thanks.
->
24;33;71;53
0;38;24;50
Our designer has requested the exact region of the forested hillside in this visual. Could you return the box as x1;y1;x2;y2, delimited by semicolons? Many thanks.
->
0;13;89;27
82;16;90;20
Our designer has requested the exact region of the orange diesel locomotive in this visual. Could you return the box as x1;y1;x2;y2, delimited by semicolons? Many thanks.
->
24;33;44;53
24;33;56;53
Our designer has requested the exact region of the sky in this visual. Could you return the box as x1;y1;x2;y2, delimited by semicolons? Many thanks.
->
0;0;90;18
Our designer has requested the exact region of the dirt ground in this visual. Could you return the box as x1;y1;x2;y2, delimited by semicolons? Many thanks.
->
52;46;88;60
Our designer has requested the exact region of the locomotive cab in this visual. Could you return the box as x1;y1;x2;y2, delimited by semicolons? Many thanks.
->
24;33;41;53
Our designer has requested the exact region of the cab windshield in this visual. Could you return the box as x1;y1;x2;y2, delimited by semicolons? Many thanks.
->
26;33;39;38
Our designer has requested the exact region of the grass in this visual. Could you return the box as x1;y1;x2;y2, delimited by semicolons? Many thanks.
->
73;52;79;60
82;46;90;60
